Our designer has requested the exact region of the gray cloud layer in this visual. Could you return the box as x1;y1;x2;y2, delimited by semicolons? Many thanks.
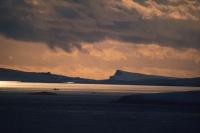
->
0;0;200;51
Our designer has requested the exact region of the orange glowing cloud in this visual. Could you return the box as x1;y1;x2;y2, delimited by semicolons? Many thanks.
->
122;0;200;20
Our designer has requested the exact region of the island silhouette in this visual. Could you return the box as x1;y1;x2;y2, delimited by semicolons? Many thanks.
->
0;68;200;86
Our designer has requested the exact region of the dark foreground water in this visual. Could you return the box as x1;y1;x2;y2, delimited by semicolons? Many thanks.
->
0;92;200;133
0;82;200;133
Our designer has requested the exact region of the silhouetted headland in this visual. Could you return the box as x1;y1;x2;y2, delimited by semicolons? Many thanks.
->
0;68;200;86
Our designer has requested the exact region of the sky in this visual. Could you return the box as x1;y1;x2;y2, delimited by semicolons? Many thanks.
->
0;0;200;79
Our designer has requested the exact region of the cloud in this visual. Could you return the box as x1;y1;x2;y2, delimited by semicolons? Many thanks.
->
0;0;200;51
122;0;200;20
83;44;127;61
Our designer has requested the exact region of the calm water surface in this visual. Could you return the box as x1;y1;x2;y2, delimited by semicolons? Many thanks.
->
0;81;199;94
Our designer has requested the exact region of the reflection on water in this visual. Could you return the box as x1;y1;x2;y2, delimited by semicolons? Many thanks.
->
0;81;199;93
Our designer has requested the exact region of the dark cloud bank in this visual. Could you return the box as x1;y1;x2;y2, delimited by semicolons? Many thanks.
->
0;0;200;51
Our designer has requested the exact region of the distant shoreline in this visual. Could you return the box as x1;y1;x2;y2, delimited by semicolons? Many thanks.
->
1;68;200;87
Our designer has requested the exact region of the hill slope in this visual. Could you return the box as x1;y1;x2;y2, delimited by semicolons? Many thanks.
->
0;68;86;83
109;70;200;86
0;68;200;86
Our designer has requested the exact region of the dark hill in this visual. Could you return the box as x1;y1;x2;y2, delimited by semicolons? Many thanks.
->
108;70;200;86
0;68;200;86
0;68;86;83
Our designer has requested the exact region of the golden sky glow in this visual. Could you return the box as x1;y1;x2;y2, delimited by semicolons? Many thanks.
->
0;36;199;79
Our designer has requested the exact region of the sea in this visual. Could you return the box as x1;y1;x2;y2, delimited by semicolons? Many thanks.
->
0;81;199;94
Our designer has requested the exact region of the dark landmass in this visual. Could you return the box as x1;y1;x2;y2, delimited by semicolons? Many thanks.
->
0;68;200;86
0;68;91;83
108;70;200;86
117;91;200;106
29;91;58;96
53;88;60;91
0;90;200;133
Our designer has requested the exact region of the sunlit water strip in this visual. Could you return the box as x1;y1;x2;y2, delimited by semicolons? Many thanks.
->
0;81;200;93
